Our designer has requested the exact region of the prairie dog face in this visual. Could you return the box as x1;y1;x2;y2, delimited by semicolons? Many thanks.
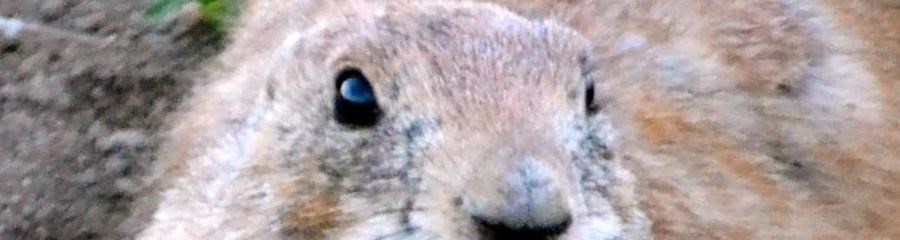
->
171;1;645;239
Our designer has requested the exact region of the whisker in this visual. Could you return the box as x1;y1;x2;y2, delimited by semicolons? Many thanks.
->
373;207;426;215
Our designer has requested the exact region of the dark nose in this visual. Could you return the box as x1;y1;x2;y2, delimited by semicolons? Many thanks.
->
473;214;571;240
468;159;573;239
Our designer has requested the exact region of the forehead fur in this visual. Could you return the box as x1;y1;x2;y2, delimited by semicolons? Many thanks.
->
277;2;591;118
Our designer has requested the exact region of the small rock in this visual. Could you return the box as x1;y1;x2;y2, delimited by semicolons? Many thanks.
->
104;157;128;174
74;12;106;33
18;51;49;74
0;194;20;204
114;178;139;194
40;0;68;21
22;203;37;216
96;129;148;150
75;168;97;184
24;72;71;107
35;205;53;219
0;17;25;39
87;122;110;137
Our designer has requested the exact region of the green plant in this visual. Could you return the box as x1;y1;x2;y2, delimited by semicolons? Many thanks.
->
146;0;240;32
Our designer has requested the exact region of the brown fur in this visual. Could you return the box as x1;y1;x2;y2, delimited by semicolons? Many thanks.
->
136;0;900;239
496;0;900;238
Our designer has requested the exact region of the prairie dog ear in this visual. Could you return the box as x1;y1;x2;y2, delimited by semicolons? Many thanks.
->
577;52;604;116
578;51;602;116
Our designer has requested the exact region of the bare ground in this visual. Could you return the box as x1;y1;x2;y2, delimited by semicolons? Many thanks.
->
0;0;222;239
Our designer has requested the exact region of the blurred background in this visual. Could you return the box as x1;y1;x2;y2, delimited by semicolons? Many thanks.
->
0;0;231;239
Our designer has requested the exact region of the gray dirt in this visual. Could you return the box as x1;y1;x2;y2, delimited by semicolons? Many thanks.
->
0;0;223;239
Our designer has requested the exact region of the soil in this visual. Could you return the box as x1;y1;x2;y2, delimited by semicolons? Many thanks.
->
0;0;223;239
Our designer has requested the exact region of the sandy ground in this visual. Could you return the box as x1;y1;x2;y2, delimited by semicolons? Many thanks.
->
0;0;222;239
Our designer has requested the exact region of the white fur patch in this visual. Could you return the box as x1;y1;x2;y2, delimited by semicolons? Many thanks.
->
277;31;305;57
565;216;624;240
141;92;269;239
805;54;882;123
199;92;267;202
616;33;648;52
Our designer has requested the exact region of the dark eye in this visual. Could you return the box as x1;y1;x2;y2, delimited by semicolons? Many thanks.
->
585;79;599;115
334;69;381;127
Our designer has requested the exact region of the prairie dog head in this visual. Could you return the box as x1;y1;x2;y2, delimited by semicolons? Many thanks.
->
145;1;647;239
264;2;647;239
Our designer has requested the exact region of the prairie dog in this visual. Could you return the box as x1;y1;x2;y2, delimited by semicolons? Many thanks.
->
137;0;900;239
138;1;647;239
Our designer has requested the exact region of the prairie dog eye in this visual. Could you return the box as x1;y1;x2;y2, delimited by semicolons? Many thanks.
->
334;69;381;127
340;77;376;104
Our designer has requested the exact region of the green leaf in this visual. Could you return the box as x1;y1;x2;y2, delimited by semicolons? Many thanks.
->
145;0;194;24
198;0;240;31
145;0;240;32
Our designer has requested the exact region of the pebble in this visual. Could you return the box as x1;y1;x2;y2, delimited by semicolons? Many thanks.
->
0;17;25;39
96;129;148;151
73;12;106;33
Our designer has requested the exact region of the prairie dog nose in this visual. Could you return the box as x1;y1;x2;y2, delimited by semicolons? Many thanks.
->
467;158;572;238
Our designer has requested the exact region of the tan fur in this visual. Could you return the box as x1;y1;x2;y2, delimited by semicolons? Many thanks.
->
136;0;900;239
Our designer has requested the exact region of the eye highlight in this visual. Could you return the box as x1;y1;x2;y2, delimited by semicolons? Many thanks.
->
334;69;381;127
